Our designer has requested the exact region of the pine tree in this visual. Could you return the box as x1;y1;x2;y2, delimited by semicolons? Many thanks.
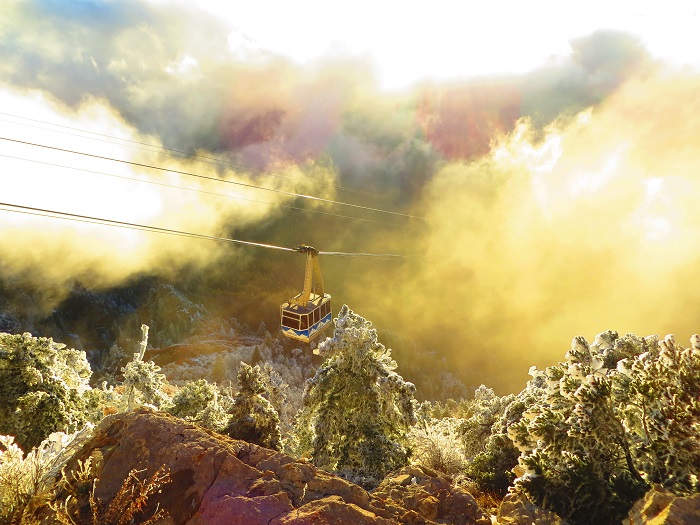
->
120;325;170;411
294;305;416;487
224;362;282;451
0;332;93;450
509;331;700;525
167;378;228;431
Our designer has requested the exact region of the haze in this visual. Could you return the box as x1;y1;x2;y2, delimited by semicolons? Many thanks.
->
1;0;700;393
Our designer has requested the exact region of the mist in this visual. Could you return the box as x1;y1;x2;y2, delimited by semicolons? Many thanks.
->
2;0;699;394
348;72;700;392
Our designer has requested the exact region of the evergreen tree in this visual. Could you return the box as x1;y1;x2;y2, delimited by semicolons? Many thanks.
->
168;378;228;431
294;305;416;487
225;362;282;450
0;332;93;450
509;331;700;525
120;325;170;411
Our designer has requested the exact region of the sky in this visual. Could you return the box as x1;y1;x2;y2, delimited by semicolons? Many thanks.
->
2;0;700;394
187;0;700;89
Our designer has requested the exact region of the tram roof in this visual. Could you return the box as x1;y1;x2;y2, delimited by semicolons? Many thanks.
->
281;292;330;314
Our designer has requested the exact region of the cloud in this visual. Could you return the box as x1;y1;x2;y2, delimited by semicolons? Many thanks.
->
0;86;337;310
350;71;700;392
2;0;696;395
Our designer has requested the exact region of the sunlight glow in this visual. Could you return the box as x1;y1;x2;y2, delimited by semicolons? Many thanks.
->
178;0;700;90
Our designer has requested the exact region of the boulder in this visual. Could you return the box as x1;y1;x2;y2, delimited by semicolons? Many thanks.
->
626;485;700;525
373;465;492;525
25;410;491;525
496;492;570;525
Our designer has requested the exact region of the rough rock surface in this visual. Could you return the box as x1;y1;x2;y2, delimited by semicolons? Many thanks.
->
373;466;491;525
27;410;490;525
496;492;570;525
626;485;700;525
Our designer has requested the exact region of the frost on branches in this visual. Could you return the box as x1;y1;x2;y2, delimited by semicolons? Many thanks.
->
0;332;94;450
225;362;282;451
294;305;416;487
167;378;229;432
120;325;170;411
509;330;700;525
0;428;93;523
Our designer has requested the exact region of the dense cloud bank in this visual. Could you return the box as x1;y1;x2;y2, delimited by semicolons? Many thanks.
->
1;0;698;392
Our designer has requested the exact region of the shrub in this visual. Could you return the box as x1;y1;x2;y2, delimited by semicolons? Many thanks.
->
0;427;94;524
510;331;700;525
0;332;93;450
409;412;467;475
168;379;228;432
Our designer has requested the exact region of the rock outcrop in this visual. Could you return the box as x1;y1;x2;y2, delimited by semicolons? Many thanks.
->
373;467;491;525
496;492;570;525
26;409;490;525
625;485;700;525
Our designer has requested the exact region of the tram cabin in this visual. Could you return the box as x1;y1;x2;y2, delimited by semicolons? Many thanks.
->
280;292;332;343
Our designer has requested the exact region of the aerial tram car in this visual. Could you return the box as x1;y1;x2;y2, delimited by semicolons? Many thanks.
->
280;245;332;343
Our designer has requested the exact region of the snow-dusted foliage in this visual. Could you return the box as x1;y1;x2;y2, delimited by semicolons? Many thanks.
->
0;332;94;450
167;378;229;432
409;385;519;486
120;325;171;411
294;305;417;487
615;333;700;493
256;342;315;440
409;403;468;475
0;426;93;523
460;385;515;459
225;362;282;451
509;331;700;525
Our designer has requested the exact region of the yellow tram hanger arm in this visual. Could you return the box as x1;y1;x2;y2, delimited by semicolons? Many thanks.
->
291;245;325;308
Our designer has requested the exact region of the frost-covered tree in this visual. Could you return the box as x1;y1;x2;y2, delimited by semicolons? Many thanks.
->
225;362;282;451
120;325;170;411
294;305;416;487
460;385;515;459
615;333;700;494
509;331;700;525
167;379;229;431
0;332;94;450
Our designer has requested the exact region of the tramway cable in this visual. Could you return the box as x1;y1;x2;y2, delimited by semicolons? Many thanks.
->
0;112;380;198
0;153;398;227
0;201;421;344
0;202;297;251
0;136;425;221
0;202;419;259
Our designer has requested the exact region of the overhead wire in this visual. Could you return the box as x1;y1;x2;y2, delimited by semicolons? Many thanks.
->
0;153;398;227
0;202;422;259
0;202;297;252
0;136;426;221
0;111;380;198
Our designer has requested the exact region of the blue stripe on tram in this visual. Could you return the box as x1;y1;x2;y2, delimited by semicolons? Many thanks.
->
282;312;332;339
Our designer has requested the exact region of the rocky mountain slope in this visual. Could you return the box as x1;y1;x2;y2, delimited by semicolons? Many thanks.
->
24;410;492;525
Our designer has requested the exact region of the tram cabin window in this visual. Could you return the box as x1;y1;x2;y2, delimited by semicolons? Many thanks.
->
282;314;300;330
313;308;320;324
300;315;309;330
321;301;330;318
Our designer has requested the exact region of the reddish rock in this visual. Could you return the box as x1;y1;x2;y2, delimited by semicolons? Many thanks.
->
496;492;569;525
270;495;396;525
626;485;700;525
373;466;491;525
27;410;491;525
194;492;293;525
